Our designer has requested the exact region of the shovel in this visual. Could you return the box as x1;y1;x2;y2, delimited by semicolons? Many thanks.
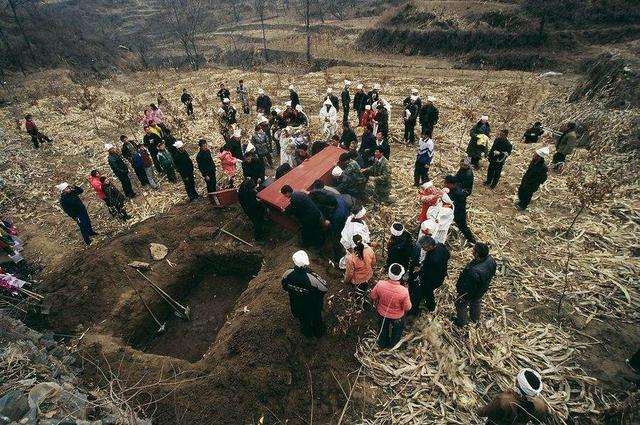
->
134;269;191;321
123;270;166;334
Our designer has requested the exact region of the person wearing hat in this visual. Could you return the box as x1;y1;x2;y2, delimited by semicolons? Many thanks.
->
414;129;435;186
341;80;351;124
403;89;421;145
353;84;369;121
238;177;267;244
281;185;326;248
196;139;217;194
256;88;272;115
385;223;415;272
319;98;338;140
24;114;52;148
57;183;97;245
236;79;250;114
485;129;513;189
325;87;339;111
173;141;199;201
370;263;412;348
106;144;136;198
419;96;439;136
468;115;491;169
282;250;328;337
251;124;273;167
478;368;548;423
344;234;376;293
417;181;444;223
217;82;230;104
359;104;376;129
288;85;300;109
340;207;370;261
363;148;392;204
454;242;496;326
180;88;194;117
444;175;476;244
552;121;578;172
522;121;544;144
219;98;237;127
409;235;450;315
427;195;454;244
367;83;381;106
517;147;549;211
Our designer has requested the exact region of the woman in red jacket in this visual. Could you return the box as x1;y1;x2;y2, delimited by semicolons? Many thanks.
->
88;170;105;201
370;263;412;348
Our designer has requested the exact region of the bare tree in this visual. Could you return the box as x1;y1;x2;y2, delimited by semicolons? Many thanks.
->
253;0;268;62
304;0;311;61
4;0;37;64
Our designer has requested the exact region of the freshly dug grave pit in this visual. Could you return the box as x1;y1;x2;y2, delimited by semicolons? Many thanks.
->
133;273;254;362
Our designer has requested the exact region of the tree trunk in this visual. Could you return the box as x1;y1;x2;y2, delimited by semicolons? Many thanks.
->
0;23;26;75
8;0;37;64
260;12;268;62
305;0;312;62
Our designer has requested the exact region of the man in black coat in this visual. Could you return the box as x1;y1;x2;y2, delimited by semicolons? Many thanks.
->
172;141;199;201
454;159;474;195
57;183;96;245
403;91;420;145
454;243;496;326
485;129;513;189
517;148;549;211
326;88;339;111
241;150;266;184
181;88;194;116
375;103;389;142
256;89;272;114
409;236;450;315
289;85;300;109
367;84;381;106
282;250;328;337
238;177;267;243
374;131;391;160
106;144;136;198
353;84;368;120
385;222;414;271
444;175;476;244
196;139;217;193
217;83;230;104
359;125;377;167
523;122;544;144
419;96;439;136
340;122;357;150
281;185;325;248
341;81;351;123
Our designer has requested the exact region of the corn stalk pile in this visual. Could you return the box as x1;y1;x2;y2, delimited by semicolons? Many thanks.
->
0;66;638;422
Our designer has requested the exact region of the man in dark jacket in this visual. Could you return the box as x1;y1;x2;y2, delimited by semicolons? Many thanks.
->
326;88;339;111
217;83;230;104
281;185;325;248
409;236;450;315
106;144;136;198
256;89;272;114
454;159;474;195
242;150;266;184
522;122;544;144
340;122;357;150
419;96;439;136
359;125;377;167
385;222;414;270
367;84;381;106
341;81;351;123
517;147;549;211
57;183;96;245
196;139;217;193
336;152;367;197
282;250;328;337
454;243;496;326
238;177;267;243
353;84;368;120
289;85;300;109
445;175;476;244
374;131;391;160
120;135;137;164
375;103;389;142
403;90;420;145
485;129;513;189
172;140;199;201
468;116;491;169
181;88;194;116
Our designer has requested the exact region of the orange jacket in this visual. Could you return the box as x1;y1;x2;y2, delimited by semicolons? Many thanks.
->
344;246;376;285
370;279;412;319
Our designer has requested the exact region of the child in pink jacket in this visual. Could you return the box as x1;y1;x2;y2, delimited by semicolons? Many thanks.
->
218;146;241;188
370;263;412;348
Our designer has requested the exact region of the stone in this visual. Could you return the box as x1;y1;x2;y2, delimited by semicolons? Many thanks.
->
0;390;29;421
149;243;168;261
127;261;150;270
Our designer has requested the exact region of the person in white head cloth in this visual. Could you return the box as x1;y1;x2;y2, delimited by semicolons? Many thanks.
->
281;250;328;337
478;368;548;423
368;83;381;105
279;126;296;167
57;181;97;245
426;192;454;244
256;88;272;114
354;83;368;120
319;98;338;140
516;146;550;211
369;263;412;348
339;207;370;269
325;87;339;111
331;165;343;185
403;88;421;144
341;80;351;122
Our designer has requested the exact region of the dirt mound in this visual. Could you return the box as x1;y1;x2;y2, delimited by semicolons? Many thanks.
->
41;199;367;423
570;52;640;109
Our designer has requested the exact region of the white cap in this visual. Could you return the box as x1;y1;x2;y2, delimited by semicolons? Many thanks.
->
411;88;418;94
288;84;295;90
481;115;489;121
354;207;366;219
420;219;437;235
357;83;363;90
56;182;69;191
274;107;281;113
295;104;303;112
326;88;333;93
332;166;343;177
323;99;333;106
388;263;405;281
373;83;381;90
223;98;230;103
427;96;436;102
441;193;453;204
344;80;351;86
390;222;404;237
258;88;265;95
421;181;433;190
233;128;242;138
365;105;371;110
410;95;418;101
292;250;310;267
245;142;255;153
173;140;184;148
285;101;292;107
516;369;543;397
104;143;114;150
536;146;550;158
